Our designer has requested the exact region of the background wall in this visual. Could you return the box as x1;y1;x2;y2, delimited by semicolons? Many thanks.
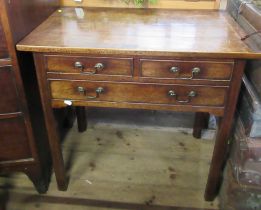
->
60;0;220;10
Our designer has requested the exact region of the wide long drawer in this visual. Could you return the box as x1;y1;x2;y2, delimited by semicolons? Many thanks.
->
45;55;133;76
50;80;228;107
140;59;234;81
0;66;20;114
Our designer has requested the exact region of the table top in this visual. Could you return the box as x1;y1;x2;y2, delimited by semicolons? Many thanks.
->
17;7;261;59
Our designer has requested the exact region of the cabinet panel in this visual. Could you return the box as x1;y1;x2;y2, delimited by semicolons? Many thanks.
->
0;66;20;114
0;22;9;59
0;117;32;162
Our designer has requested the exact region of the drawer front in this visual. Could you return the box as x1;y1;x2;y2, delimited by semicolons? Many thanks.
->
0;23;9;59
0;117;32;162
45;55;133;76
50;80;228;107
0;66;20;114
140;59;233;80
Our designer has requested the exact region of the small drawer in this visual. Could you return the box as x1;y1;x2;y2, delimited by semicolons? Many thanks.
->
0;23;9;59
140;59;234;81
0;117;31;162
0;66;20;114
50;80;228;107
45;55;133;76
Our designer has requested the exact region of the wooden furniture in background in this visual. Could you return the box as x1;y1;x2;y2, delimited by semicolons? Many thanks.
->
17;7;261;201
0;0;59;192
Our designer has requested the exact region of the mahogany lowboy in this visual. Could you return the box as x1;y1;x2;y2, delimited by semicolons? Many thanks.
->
17;7;261;201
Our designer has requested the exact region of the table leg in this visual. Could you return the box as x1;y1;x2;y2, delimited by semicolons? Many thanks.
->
193;112;210;139
76;106;87;132
34;53;68;191
205;116;232;201
40;100;68;191
63;106;75;129
204;60;245;201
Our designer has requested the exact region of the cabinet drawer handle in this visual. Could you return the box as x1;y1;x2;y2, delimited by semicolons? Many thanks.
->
169;66;180;73
168;90;197;103
169;66;201;79
77;86;86;95
74;62;104;75
77;86;104;99
74;61;84;71
94;63;104;71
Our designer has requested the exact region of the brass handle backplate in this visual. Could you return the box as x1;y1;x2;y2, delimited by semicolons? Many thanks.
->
77;86;104;99
74;62;104;75
169;66;201;79
74;61;84;70
77;86;86;95
168;90;197;103
94;63;104;71
169;66;180;73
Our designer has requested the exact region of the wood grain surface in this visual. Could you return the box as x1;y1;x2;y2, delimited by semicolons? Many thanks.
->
140;59;234;80
0;23;8;59
17;8;261;59
0;66;20;114
45;55;133;76
50;80;228;106
0;117;31;162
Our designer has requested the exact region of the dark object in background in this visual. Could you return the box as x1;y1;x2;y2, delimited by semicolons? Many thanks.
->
238;75;261;138
220;164;261;210
230;116;261;187
226;2;261;209
0;0;59;193
227;0;261;186
227;0;261;96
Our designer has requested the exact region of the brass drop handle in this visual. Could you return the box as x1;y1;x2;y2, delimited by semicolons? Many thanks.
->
168;90;177;97
169;66;179;73
192;67;201;76
169;66;201;79
77;86;86;94
94;63;104;71
74;61;84;71
77;86;104;99
74;62;104;75
168;90;197;103
88;87;104;99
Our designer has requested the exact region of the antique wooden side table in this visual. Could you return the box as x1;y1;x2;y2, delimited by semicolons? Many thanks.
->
17;7;261;201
